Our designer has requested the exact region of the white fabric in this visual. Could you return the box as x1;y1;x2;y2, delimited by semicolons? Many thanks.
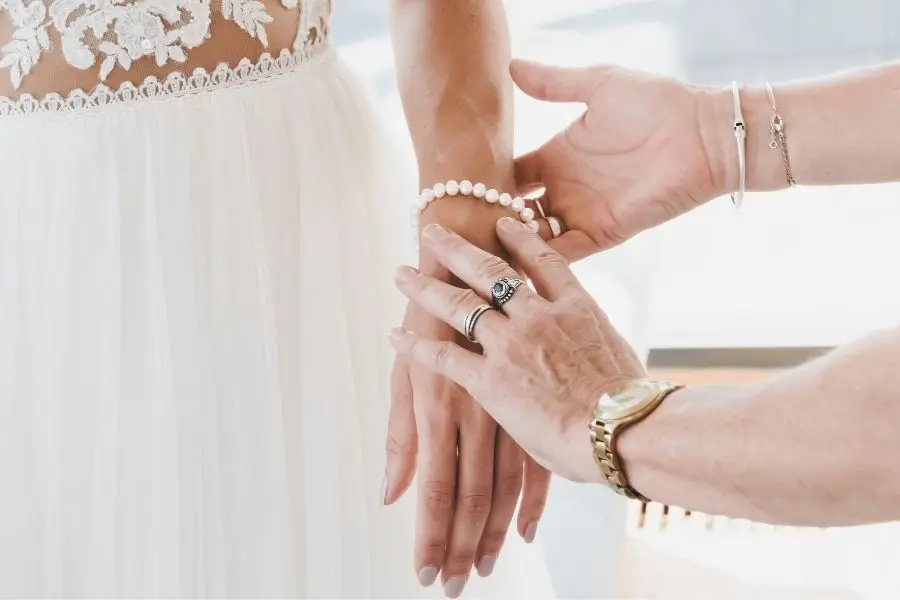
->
0;48;555;597
0;0;331;89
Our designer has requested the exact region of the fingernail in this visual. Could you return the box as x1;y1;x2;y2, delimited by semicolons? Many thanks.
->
380;475;388;505
422;223;448;240
417;565;439;587
476;554;497;577
389;327;408;344
524;521;539;543
498;216;523;231
396;265;419;279
443;575;467;598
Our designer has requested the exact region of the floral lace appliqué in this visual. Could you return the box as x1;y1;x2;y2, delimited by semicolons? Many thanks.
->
0;45;330;116
0;0;332;89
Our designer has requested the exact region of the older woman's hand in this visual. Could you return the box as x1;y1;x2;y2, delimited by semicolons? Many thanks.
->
391;218;647;483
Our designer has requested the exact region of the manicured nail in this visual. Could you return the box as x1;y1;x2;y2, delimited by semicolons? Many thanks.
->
389;328;408;345
476;554;497;577
422;223;448;240
524;521;539;543
443;575;467;598
498;216;523;231
396;265;419;278
417;565;439;587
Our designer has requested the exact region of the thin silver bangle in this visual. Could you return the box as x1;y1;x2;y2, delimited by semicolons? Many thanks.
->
730;81;747;208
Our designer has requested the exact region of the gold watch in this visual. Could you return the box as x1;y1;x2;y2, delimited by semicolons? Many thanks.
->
589;378;683;502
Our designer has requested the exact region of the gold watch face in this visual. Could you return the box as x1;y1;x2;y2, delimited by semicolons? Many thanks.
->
594;379;667;420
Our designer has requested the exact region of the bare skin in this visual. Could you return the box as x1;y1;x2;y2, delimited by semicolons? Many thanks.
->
387;2;549;596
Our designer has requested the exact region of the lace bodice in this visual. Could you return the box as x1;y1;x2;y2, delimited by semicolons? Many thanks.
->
0;0;331;112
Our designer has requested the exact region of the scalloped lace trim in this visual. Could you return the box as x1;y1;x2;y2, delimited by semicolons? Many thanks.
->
0;43;330;117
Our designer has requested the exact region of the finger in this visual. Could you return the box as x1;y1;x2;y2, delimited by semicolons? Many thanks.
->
411;369;458;587
390;329;484;394
419;225;544;315
510;59;609;104
495;218;584;301
527;208;567;246
548;229;605;263
517;458;552;544
441;419;496;597
384;356;418;505
513;148;545;193
475;430;523;578
394;267;506;347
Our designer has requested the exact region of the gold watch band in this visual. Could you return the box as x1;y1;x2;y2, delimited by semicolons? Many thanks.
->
590;425;649;502
590;382;683;502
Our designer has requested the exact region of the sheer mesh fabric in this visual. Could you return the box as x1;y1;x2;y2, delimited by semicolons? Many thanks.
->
0;0;330;102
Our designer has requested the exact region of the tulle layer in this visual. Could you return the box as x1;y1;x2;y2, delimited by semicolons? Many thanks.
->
0;49;420;597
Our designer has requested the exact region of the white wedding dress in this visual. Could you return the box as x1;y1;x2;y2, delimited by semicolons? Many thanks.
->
0;0;554;596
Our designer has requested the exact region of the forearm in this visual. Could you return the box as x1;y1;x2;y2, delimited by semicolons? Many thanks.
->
709;62;900;192
390;0;513;271
620;327;900;526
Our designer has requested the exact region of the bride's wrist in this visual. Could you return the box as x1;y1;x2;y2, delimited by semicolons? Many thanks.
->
417;200;511;278
415;171;515;273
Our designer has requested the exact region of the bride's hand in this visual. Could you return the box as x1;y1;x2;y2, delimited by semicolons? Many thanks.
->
386;301;549;597
511;60;729;261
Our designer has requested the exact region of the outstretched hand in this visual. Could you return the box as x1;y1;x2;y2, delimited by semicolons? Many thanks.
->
386;290;550;598
511;59;728;261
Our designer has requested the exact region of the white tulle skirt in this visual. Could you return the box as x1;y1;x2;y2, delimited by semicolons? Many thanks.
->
0;48;558;598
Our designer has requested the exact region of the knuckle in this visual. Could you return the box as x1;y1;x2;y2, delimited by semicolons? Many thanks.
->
458;487;493;517
449;289;479;313
431;341;455;368
423;480;455;517
476;255;512;282
480;530;507;552
532;247;567;270
595;208;630;248
417;537;447;566
497;471;523;498
443;554;476;573
521;492;549;518
385;431;413;458
520;293;547;314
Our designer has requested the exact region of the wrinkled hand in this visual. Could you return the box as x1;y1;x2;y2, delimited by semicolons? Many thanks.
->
511;59;726;261
385;300;550;598
391;218;647;483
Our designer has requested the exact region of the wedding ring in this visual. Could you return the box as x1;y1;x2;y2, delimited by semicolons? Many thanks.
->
463;304;495;343
490;277;523;309
546;216;563;239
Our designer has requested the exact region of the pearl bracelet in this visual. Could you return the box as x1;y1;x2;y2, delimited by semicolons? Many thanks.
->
413;180;540;234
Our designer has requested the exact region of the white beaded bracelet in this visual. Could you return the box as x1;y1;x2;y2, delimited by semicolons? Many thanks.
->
413;180;540;234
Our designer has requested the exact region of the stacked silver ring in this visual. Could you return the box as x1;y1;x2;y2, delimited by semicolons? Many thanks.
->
464;304;495;343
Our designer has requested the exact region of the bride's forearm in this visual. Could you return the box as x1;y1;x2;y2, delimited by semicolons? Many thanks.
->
390;0;514;269
709;62;900;193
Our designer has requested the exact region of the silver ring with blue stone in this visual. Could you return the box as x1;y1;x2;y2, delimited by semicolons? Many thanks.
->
490;277;524;309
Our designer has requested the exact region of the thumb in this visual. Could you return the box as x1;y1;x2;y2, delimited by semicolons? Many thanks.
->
510;59;606;104
548;230;607;263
